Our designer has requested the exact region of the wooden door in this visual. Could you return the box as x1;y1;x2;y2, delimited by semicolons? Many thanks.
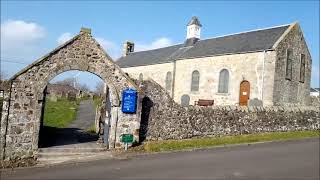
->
239;81;250;106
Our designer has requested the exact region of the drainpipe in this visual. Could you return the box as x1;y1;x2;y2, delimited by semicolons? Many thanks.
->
261;50;266;102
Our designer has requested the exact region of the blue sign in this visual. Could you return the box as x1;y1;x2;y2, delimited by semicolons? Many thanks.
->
122;88;137;113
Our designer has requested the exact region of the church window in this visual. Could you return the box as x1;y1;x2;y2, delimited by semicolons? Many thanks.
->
286;49;293;80
300;54;305;83
218;69;229;93
165;71;172;91
191;70;200;91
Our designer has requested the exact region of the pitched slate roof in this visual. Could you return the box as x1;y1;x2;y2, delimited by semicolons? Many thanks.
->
116;24;290;68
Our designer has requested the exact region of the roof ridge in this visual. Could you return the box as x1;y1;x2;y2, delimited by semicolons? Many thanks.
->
199;23;292;42
127;43;182;55
121;23;292;58
117;23;292;68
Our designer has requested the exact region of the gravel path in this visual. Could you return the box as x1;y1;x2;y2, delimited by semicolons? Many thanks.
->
68;99;96;130
39;99;99;148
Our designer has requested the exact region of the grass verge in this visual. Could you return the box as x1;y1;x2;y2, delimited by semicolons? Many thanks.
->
142;130;320;152
43;97;79;128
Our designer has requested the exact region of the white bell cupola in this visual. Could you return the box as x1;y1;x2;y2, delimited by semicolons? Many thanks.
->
186;16;202;39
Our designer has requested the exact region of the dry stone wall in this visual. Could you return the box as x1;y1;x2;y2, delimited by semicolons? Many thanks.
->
139;80;320;141
273;23;312;105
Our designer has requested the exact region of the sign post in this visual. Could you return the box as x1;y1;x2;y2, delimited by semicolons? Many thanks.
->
120;134;134;151
121;88;137;113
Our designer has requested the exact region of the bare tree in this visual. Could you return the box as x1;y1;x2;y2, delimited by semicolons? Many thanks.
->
78;84;90;92
95;81;105;95
55;77;76;87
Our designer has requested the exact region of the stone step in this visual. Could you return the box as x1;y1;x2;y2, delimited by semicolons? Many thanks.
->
37;151;113;166
39;147;108;153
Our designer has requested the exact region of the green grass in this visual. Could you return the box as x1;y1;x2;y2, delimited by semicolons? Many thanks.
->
143;130;320;152
43;97;79;128
93;96;102;109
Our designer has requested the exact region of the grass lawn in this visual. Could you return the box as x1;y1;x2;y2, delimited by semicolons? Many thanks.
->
141;130;320;152
93;95;102;109
43;97;80;128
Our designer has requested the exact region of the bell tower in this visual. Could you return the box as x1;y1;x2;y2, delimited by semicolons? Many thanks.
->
186;16;202;40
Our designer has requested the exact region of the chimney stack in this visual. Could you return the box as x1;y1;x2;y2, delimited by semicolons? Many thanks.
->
123;41;134;56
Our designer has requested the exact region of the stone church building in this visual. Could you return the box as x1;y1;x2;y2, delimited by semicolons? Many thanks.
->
117;17;312;106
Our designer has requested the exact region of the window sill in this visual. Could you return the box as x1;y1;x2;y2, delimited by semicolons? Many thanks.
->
299;81;304;83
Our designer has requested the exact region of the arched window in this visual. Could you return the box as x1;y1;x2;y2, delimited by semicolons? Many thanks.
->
165;72;172;91
139;73;143;81
191;70;200;91
181;94;190;107
218;69;229;93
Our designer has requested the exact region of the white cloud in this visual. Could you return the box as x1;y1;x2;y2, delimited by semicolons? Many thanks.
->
56;35;172;60
1;20;46;56
1;20;47;78
96;37;121;59
57;32;73;45
1;20;45;44
135;37;173;52
96;37;173;59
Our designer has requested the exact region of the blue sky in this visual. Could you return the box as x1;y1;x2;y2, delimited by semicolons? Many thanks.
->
1;0;319;90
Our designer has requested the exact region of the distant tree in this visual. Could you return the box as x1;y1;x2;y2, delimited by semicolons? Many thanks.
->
55;77;76;87
78;84;90;92
95;81;105;95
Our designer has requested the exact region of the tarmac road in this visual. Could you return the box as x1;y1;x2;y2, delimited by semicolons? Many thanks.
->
1;138;319;180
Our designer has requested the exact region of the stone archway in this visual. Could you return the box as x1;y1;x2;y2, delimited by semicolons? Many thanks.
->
0;28;141;161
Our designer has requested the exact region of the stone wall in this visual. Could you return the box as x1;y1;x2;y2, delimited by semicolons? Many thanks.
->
1;28;141;163
273;23;312;105
139;80;319;141
123;62;174;95
123;51;271;106
173;52;268;106
310;96;320;107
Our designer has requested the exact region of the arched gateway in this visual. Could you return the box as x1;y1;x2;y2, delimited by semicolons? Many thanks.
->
0;28;141;161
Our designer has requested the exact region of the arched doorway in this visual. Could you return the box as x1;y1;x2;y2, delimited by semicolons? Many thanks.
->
239;81;250;106
37;70;109;149
0;28;141;161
